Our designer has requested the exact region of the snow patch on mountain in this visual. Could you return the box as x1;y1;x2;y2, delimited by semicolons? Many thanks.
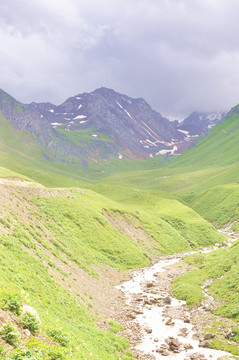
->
124;108;134;120
156;145;178;156
116;101;123;109
73;115;87;120
178;129;189;135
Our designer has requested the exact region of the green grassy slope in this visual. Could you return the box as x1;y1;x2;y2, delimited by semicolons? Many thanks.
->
0;232;131;360
172;240;239;314
190;184;239;228
88;184;225;250
0;182;135;359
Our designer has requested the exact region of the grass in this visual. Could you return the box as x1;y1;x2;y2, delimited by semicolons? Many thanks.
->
95;113;239;198
0;229;131;359
32;191;151;271
172;240;239;319
190;183;239;227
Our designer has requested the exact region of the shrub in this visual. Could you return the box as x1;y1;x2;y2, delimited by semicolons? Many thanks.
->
0;343;8;357
47;329;68;347
20;312;39;334
0;323;20;346
1;292;22;315
8;348;43;359
46;349;65;360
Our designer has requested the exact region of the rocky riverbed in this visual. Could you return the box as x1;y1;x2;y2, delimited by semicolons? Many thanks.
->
116;241;237;360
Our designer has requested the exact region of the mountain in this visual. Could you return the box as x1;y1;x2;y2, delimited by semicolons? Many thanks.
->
178;111;227;136
0;87;226;170
29;87;186;159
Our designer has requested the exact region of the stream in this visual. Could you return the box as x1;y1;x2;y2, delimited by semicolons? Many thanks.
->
116;237;237;360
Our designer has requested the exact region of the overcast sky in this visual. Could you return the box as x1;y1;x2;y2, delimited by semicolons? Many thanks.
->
1;0;239;119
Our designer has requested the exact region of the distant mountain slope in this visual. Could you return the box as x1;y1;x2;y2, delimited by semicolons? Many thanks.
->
0;88;88;166
178;111;226;136
100;105;239;197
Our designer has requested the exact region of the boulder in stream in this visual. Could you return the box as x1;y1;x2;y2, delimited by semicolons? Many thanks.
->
165;337;181;352
163;296;172;304
165;317;175;326
145;327;152;334
184;315;191;323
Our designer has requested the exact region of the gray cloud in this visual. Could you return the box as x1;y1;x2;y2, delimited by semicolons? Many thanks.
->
1;0;239;118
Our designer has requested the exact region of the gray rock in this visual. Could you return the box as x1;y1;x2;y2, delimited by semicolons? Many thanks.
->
127;313;136;320
184;316;191;323
134;309;143;314
204;332;215;340
224;328;233;339
165;317;172;325
23;329;31;337
166;337;181;351
165;317;175;326
163;296;172;304
199;340;211;348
